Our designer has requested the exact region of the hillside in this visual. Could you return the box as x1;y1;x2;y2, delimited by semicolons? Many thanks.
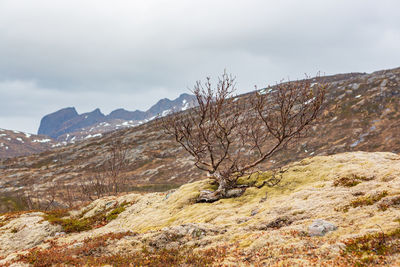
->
0;94;196;160
1;152;399;266
0;66;399;209
0;129;58;159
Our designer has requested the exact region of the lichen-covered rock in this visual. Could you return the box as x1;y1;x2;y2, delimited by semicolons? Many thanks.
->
1;152;400;266
308;219;338;236
0;212;62;257
144;223;223;249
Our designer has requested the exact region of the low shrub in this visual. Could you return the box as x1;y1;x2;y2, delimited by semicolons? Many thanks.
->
17;233;227;267
350;191;388;208
106;205;126;221
341;222;400;266
333;174;372;187
335;191;389;213
44;202;129;233
378;195;400;211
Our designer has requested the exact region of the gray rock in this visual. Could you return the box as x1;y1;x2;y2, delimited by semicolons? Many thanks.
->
236;217;250;224
251;208;259;216
308;219;337;236
225;188;246;198
147;223;222;249
54;232;66;237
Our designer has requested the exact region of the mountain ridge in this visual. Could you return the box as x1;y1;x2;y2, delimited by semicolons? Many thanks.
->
37;93;197;140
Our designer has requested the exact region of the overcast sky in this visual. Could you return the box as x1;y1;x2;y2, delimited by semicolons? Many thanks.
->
1;0;399;133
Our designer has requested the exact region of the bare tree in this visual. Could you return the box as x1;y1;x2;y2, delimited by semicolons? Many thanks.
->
22;184;58;211
80;137;130;200
60;181;78;208
105;137;129;195
162;71;325;202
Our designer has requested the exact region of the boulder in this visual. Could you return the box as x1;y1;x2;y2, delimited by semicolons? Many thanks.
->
308;219;337;236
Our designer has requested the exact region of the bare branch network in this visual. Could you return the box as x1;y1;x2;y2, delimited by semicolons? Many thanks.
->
162;71;325;202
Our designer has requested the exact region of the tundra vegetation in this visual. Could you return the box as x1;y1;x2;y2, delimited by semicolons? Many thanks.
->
163;72;325;202
1;152;400;266
2;69;400;265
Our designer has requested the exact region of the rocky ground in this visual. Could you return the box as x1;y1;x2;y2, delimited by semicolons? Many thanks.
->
0;151;399;266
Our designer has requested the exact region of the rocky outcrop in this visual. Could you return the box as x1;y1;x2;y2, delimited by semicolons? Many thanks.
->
1;152;399;266
0;212;62;256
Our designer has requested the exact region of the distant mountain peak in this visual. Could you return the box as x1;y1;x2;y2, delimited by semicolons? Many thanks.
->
38;107;79;138
37;93;197;140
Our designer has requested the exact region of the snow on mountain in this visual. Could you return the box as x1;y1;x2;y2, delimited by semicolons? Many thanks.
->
0;128;58;159
38;93;197;143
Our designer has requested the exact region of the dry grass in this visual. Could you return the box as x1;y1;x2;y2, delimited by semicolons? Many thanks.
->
17;232;226;267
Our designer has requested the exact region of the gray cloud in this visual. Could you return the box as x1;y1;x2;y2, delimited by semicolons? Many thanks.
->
0;0;399;133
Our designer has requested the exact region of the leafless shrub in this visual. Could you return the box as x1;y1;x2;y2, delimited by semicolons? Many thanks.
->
80;137;130;200
22;183;58;211
58;181;81;208
163;71;325;202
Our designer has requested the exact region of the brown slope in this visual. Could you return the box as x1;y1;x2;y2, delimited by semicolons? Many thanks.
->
0;66;399;208
0;129;58;159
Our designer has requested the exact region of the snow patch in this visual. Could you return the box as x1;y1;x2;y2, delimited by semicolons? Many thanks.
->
162;109;171;116
304;97;316;105
182;102;191;110
84;133;102;139
259;88;273;95
32;139;51;143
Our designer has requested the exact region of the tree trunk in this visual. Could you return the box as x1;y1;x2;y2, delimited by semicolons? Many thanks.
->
197;172;245;203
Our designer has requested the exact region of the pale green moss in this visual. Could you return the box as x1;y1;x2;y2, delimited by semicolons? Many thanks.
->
237;171;274;187
152;155;344;229
106;152;400;234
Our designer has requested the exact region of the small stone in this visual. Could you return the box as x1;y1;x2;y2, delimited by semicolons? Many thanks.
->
308;219;337;236
236;218;250;224
54;232;66;237
251;209;259;216
105;201;116;208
